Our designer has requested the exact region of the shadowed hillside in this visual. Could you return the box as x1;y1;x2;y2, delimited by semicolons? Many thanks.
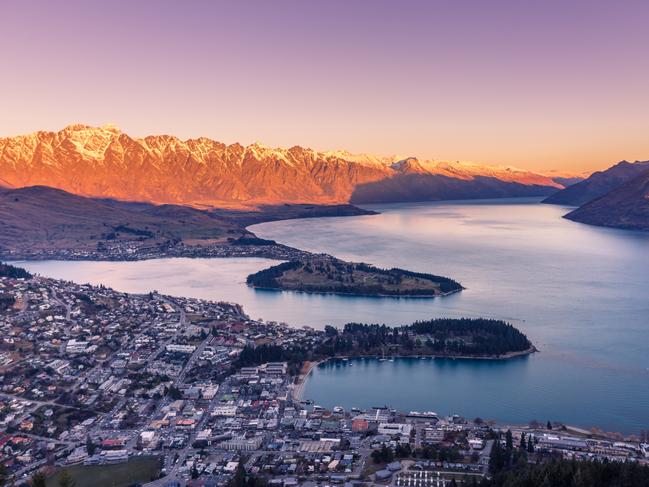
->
543;160;649;206
0;185;245;253
351;173;557;204
565;167;649;231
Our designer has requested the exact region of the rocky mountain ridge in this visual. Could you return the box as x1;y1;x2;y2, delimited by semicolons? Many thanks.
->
0;124;564;207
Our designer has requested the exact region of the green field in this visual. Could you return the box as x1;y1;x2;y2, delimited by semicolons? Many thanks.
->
45;456;161;487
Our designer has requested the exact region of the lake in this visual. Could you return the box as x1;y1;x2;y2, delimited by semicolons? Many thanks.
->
15;198;649;433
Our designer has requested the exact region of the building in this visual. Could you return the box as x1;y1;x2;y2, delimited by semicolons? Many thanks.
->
166;344;196;354
352;419;369;432
378;423;412;437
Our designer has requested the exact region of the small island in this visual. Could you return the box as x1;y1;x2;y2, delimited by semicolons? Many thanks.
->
237;317;536;371
246;257;463;297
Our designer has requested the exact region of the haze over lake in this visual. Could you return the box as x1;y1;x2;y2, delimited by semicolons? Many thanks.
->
17;198;649;433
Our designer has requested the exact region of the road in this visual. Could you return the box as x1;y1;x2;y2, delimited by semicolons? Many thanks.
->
143;299;218;487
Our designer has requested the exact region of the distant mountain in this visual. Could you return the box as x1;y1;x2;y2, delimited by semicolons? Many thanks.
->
0;124;563;207
565;168;649;231
550;176;585;188
350;173;557;204
0;185;244;253
543;160;649;206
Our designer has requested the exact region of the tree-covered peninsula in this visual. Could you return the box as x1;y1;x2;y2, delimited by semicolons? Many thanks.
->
237;317;535;369
0;262;32;279
246;257;462;297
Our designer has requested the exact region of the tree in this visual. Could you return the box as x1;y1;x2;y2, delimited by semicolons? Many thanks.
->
86;435;96;456
489;438;507;475
325;325;338;336
546;420;553;430
519;432;527;450
230;463;247;487
0;463;8;486
505;429;513;450
168;385;182;400
371;445;394;464
58;470;76;487
395;442;411;458
527;437;534;453
30;472;47;487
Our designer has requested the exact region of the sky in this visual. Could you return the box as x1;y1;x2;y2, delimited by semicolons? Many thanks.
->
1;0;649;173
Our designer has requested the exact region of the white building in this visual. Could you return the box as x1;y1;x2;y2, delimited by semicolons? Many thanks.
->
378;423;412;437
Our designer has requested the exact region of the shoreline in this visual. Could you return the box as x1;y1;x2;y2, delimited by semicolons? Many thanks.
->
291;360;323;401
248;284;463;299
313;346;537;366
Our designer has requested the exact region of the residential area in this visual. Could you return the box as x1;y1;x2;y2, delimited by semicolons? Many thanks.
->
0;270;648;486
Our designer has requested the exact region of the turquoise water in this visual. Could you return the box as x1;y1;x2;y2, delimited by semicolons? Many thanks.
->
253;198;649;433
16;198;649;433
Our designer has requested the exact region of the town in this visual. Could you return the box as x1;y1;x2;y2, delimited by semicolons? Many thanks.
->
0;268;648;486
0;238;311;263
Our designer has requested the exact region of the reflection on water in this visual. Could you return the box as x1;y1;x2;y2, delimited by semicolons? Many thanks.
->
254;198;649;433
16;198;649;432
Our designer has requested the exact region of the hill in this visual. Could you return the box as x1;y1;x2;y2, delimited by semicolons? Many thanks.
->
565;168;649;231
0;124;562;207
543;160;649;206
0;185;245;254
246;257;463;297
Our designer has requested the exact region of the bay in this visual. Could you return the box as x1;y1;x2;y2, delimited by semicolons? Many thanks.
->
16;198;649;433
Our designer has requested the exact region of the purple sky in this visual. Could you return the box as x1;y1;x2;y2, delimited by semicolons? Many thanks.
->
2;0;649;172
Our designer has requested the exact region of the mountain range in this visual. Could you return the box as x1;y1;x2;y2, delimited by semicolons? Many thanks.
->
544;160;649;231
0;124;565;207
543;160;649;206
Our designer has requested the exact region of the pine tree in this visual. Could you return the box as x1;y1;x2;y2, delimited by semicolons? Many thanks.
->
86;435;96;456
505;429;513;450
527;437;534;453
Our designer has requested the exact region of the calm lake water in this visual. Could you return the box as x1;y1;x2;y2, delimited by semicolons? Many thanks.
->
16;198;649;433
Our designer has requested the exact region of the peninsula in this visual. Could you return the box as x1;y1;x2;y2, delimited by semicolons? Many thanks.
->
0;185;465;300
237;317;536;370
